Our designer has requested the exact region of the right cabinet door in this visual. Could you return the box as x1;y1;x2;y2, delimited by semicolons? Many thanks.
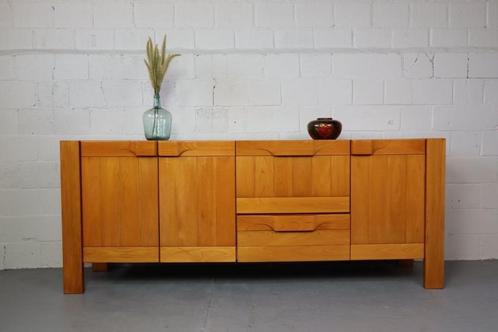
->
351;139;426;259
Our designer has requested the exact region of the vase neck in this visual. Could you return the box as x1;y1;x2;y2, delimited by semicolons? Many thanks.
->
153;94;161;108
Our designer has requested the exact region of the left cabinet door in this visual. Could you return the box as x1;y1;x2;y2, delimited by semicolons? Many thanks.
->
81;141;159;263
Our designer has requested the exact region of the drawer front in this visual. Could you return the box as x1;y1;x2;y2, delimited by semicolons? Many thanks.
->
236;141;350;214
237;214;350;262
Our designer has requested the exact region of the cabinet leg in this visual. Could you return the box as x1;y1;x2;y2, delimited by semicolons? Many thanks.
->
424;139;445;289
92;263;109;272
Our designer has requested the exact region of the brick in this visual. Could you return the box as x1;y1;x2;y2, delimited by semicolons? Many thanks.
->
37;81;69;108
0;137;39;162
33;29;74;49
469;29;498;47
17;109;54;135
430;29;467;47
255;3;294;28
225;54;264;79
433;105;497;130
482;131;498;155
89;109;127;135
248;80;281;106
392;29;428;48
54;55;88;80
3;242;41;269
214;80;249;106
69;80;105;107
94;1;133;28
449;132;482;156
13;3;53;28
282;79;318;106
314;28;352;48
0;0;13;27
385;80;411;104
333;53;402;79
469;53;498;78
446;157;497;183
317;79;352;105
102;80;142;107
0;56;15;80
215;2;253;28
40;242;62;268
15;54;54;81
410;3;448;28
174;79;213;106
353;28;391;48
333;106;400;131
449;2;486;28
446;234;481;260
235;30;273;49
300;54;332;77
490;1;498;28
275;29;313;49
403;53;433;79
55;2;92;28
334;1;371;27
264;54;299;79
447;209;498;234
195;54;227;78
412;79;452;104
481;234;498;259
175;2;214;28
484;80;498;104
0;29;32;50
454;79;484;105
0;110;18;135
134;3;174;28
480;183;498;208
54;109;91;134
76;29;114;50
372;1;409;28
115;29;154;50
195;30;234;49
434;53;468;78
399;106;432;130
353;80;383;104
295;2;333;27
156;30;195;49
0;81;36;108
12;161;60;189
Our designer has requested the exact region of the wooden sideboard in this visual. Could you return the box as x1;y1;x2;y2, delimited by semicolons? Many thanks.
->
60;139;445;293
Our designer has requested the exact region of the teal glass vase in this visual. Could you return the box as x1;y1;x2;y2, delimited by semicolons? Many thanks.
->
143;94;172;140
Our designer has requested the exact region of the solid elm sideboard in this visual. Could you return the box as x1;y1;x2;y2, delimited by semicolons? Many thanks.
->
60;139;445;293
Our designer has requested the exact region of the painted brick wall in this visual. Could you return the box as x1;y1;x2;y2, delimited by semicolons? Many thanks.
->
0;0;497;269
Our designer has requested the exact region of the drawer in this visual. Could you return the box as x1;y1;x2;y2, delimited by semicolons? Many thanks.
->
237;214;350;262
236;140;350;214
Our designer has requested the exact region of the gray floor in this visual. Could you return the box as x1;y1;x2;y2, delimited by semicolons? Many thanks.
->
1;261;497;332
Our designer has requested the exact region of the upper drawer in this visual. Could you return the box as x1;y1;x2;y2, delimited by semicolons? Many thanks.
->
236;140;350;156
81;141;157;157
159;141;235;157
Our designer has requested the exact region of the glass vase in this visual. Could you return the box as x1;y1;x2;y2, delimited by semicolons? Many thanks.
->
143;94;172;140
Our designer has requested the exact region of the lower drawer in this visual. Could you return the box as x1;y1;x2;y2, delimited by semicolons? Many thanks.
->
237;214;350;262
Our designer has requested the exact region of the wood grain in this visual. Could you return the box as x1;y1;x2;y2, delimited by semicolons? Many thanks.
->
237;197;350;214
237;245;350;262
351;244;424;260
60;141;84;294
81;156;159;247
351;152;425;244
424;139;446;289
159;156;236;248
161;247;235;262
83;247;159;263
159;141;235;157
236;140;350;156
351;139;425;155
81;141;157;157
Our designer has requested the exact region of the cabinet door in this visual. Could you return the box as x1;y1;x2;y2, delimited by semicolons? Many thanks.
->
351;139;426;259
81;141;159;263
236;140;350;214
159;141;236;262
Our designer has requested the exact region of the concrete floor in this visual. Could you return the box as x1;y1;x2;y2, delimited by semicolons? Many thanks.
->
0;261;497;332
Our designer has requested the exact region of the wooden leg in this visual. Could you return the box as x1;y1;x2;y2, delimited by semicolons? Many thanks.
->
424;139;445;289
61;141;84;294
92;263;109;272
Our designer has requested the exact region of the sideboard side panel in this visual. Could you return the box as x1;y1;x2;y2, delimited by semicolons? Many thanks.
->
60;141;84;294
424;139;446;289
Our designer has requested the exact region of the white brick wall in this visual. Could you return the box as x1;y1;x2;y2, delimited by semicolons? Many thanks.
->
0;0;497;268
